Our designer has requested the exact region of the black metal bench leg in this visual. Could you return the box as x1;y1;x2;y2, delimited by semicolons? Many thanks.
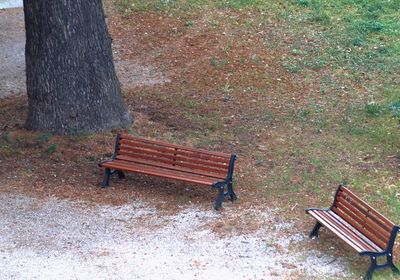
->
364;256;377;280
102;168;111;188
391;264;400;274
309;222;322;239
214;186;225;210
388;253;400;274
116;170;125;179
227;182;237;201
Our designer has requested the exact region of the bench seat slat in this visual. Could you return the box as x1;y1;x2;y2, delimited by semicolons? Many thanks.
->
121;134;231;158
325;211;384;252
325;210;381;252
119;146;229;172
333;206;387;250
102;160;218;186
120;139;230;164
308;209;383;253
308;210;365;252
116;154;227;180
118;149;228;175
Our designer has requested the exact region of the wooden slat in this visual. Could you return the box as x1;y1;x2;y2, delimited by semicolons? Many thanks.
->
116;154;226;180
307;186;398;255
308;210;366;252
334;197;390;247
121;134;231;158
317;211;370;251
339;187;395;229
333;204;387;249
308;210;382;253
118;149;228;176
319;210;378;252
327;211;383;252
335;195;391;240
337;190;393;234
118;145;229;171
102;160;217;186
333;206;387;250
120;139;230;164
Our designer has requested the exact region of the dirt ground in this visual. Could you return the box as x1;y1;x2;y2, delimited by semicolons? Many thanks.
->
0;5;396;280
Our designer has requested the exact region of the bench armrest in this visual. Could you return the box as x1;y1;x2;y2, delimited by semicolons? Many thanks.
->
305;207;330;213
98;159;113;167
359;250;390;257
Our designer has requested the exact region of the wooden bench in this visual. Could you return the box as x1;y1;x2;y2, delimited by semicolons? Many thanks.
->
99;134;237;210
306;185;399;280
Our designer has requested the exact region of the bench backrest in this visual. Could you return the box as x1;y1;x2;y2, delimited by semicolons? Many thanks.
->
113;134;235;181
332;186;397;251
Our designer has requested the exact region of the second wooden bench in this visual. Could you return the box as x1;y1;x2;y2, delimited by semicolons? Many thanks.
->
99;134;237;210
306;185;399;280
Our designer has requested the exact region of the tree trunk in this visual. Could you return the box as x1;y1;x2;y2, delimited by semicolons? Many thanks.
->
23;0;132;135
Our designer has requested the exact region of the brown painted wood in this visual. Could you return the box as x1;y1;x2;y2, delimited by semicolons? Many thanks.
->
335;196;391;238
120;139;230;164
307;186;397;256
121;134;231;158
308;210;367;252
308;209;382;253
318;210;379;252
338;187;395;229
118;149;228;176
333;197;390;247
332;205;388;250
118;146;229;171
116;154;226;180
324;211;383;252
332;208;387;249
335;195;392;237
327;211;383;252
102;160;217;186
336;192;393;235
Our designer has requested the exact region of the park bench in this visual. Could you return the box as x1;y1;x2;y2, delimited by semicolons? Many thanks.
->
306;185;399;280
99;134;237;210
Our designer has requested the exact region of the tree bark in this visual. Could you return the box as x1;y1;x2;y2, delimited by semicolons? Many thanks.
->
23;0;132;135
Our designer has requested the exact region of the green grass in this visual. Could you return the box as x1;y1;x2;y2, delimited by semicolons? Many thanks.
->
115;0;400;229
117;0;399;80
110;2;400;277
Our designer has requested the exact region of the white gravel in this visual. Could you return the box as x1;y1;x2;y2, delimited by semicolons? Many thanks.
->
0;0;22;9
0;193;351;280
0;8;25;98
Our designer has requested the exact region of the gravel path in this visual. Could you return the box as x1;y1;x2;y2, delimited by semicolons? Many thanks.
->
0;0;22;9
0;8;25;98
0;193;350;280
